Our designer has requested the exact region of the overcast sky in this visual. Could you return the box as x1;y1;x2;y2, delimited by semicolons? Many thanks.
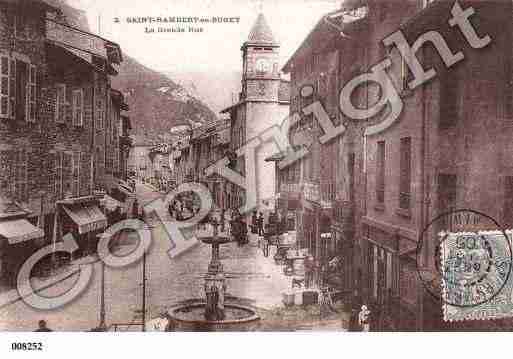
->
65;0;340;73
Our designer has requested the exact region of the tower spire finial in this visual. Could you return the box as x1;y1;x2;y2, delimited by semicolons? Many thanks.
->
245;10;278;46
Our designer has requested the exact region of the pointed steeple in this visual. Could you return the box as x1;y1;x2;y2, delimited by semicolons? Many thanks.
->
245;13;278;47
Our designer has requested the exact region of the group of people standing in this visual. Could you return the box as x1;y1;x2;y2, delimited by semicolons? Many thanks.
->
229;209;249;246
250;211;265;236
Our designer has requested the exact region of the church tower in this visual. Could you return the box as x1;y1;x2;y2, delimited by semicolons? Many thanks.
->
222;13;289;214
241;13;281;103
242;13;289;213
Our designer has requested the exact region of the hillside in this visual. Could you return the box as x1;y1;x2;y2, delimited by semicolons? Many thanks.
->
170;70;242;114
48;0;218;142
111;57;217;141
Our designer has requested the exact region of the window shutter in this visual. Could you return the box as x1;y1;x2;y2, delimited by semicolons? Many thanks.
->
55;84;66;124
13;149;28;202
72;89;83;126
78;89;83;126
0;55;9;118
54;152;62;199
72;151;80;196
9;59;16;119
22;150;28;201
27;65;36;122
12;150;19;198
62;152;72;197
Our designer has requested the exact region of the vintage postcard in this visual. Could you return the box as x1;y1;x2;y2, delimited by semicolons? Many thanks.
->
2;0;513;343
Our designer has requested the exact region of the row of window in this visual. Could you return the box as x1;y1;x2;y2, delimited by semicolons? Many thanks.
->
376;137;412;211
1;55;113;130
0;149;86;203
0;55;36;122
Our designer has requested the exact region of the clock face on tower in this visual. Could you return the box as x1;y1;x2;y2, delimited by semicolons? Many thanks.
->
255;58;269;74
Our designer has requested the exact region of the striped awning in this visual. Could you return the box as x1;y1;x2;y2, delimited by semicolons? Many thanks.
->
63;204;108;234
118;184;134;197
0;219;44;245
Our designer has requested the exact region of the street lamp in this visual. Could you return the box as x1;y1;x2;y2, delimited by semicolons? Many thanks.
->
91;231;110;332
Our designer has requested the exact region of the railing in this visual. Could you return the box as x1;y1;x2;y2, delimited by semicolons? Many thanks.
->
303;181;320;203
46;17;108;59
321;181;336;204
280;183;301;194
333;200;354;227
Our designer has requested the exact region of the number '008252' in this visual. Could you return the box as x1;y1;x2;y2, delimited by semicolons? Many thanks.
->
11;342;43;351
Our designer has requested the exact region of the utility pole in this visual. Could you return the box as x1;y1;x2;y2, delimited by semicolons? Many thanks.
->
99;260;107;329
91;232;108;331
142;250;147;332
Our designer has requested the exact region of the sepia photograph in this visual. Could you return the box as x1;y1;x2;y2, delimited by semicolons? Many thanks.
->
1;0;513;354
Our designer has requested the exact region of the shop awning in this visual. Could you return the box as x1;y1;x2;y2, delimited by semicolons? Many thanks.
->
0;219;44;245
118;184;134;197
63;204;108;234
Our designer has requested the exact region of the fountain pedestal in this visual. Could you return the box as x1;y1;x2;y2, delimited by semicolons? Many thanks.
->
201;220;230;321
204;272;226;321
168;219;260;331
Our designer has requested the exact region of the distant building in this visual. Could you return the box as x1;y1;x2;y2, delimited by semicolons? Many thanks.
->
128;140;154;180
187;118;231;209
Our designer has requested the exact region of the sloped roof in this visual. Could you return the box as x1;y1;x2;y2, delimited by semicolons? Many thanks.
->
340;0;368;11
0;193;29;219
282;11;367;73
245;13;278;46
1;0;57;11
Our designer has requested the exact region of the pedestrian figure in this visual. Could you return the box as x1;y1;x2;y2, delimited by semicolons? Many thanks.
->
358;305;371;332
132;198;139;219
304;255;315;289
241;215;248;245
220;209;226;233
320;286;337;319
113;206;122;225
230;214;240;245
263;237;269;257
34;320;52;332
251;211;258;234
257;212;264;236
168;202;174;219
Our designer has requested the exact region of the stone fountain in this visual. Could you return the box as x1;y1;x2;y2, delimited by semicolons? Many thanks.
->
168;218;260;331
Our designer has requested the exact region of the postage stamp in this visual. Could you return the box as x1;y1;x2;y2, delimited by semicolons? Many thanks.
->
441;230;513;321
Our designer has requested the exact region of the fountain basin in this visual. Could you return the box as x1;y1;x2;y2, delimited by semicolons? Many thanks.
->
168;303;260;331
198;236;232;245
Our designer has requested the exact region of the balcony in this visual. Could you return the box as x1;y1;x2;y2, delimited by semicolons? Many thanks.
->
320;181;336;208
333;200;354;230
301;181;335;208
302;181;320;203
279;183;301;200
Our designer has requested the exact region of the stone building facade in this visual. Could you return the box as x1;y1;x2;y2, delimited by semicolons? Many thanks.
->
268;0;513;331
0;0;129;282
